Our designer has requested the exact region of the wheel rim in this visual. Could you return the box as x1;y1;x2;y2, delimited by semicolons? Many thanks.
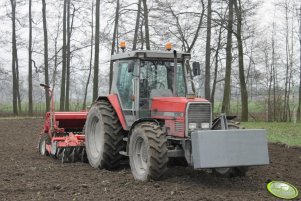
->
51;141;57;156
215;167;230;174
133;137;148;175
40;138;46;155
89;115;104;159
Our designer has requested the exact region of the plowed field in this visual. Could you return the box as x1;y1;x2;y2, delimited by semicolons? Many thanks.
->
0;118;300;200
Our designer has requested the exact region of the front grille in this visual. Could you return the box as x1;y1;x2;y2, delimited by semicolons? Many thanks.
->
187;103;211;130
175;121;184;132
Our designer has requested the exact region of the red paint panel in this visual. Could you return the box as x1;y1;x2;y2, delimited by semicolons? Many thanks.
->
53;112;87;120
152;97;208;104
108;94;127;130
165;119;185;137
43;112;88;133
151;97;209;138
151;97;208;113
52;134;85;148
152;101;186;112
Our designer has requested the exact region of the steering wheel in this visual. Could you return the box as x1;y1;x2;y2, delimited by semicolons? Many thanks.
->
157;81;166;89
149;81;165;89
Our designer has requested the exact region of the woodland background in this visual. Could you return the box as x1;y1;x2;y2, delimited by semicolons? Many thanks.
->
0;0;300;122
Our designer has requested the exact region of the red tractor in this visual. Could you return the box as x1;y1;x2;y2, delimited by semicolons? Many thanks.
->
84;48;269;181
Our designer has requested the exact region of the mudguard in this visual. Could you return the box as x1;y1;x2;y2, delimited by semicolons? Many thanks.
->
97;95;127;130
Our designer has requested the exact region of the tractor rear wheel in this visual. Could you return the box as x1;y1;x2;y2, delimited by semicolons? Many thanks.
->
129;122;168;181
213;123;248;177
85;100;125;170
38;133;50;156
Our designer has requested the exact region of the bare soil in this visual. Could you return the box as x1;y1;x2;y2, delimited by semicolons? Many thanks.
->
0;118;300;201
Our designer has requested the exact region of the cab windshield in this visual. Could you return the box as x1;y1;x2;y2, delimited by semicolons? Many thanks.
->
139;60;186;99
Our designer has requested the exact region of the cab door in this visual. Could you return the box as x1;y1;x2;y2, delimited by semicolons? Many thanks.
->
113;60;139;128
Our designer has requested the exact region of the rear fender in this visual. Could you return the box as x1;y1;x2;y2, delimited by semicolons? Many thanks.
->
96;95;127;130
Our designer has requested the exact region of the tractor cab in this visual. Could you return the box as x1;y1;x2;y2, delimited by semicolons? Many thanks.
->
110;50;199;129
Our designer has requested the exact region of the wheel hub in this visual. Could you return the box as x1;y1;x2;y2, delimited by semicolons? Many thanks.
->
134;137;148;173
89;116;104;158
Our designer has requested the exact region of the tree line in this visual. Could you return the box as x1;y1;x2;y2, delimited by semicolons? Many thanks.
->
0;0;300;122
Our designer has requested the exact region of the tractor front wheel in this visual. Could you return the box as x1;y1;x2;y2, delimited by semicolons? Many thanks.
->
129;122;168;181
85;100;125;170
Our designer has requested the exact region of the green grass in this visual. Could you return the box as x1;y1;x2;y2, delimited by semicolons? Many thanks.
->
0;101;92;116
213;100;265;114
242;122;301;147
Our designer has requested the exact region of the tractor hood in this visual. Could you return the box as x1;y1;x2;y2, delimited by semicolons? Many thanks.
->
151;97;209;114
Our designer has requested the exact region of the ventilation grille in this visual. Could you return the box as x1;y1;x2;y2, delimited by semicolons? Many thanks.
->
175;121;184;132
187;103;211;130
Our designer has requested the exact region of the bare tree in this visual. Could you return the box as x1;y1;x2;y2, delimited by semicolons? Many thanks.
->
109;0;120;92
282;2;291;121
204;0;212;100
60;0;67;111
167;1;205;53
142;0;150;50
211;26;223;111
221;0;234;114
28;0;33;116
65;0;71;111
42;0;50;112
83;2;94;110
133;0;142;50
297;5;301;122
10;0;18;115
234;0;248;121
93;0;100;101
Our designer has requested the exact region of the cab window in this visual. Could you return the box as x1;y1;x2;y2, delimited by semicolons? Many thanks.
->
116;61;133;109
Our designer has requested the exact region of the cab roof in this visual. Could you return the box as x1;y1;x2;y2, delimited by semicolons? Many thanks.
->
111;50;191;61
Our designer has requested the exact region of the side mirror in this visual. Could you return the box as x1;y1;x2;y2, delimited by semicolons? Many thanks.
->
192;62;200;76
128;61;135;73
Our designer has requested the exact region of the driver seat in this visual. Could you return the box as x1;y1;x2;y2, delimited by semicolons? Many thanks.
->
150;89;173;98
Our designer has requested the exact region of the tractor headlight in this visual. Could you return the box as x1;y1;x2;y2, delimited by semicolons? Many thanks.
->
189;123;197;131
201;123;210;129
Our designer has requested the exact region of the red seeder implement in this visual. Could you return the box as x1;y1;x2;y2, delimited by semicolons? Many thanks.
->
38;84;88;163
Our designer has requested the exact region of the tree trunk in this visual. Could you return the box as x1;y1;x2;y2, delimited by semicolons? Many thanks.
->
133;0;141;51
28;0;33;116
42;0;50;112
15;40;21;113
83;2;94;110
109;0;120;93
211;26;222;112
52;15;61;91
93;0;100;101
264;47;272;122
65;0;71;111
272;20;276;121
283;4;290;122
140;18;144;49
234;0;248;121
142;0;150;50
221;0;234;114
60;0;67;111
10;0;18;115
204;0;212;100
297;6;301;122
